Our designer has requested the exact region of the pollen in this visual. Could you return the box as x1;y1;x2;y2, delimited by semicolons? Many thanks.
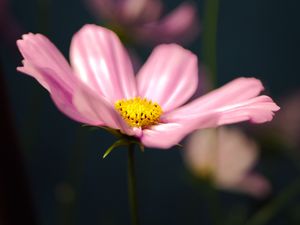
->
114;97;163;128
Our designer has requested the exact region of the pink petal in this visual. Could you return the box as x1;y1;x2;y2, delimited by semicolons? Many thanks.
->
70;24;137;104
163;78;280;123
17;33;96;124
135;3;200;45
165;77;266;118
141;113;217;149
143;78;279;149
141;123;183;149
215;95;279;124
17;33;74;92
72;84;135;135
137;44;198;112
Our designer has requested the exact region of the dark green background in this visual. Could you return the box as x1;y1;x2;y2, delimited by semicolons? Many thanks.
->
1;0;299;225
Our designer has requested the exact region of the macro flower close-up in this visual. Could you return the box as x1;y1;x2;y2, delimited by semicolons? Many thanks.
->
2;0;300;224
17;24;279;149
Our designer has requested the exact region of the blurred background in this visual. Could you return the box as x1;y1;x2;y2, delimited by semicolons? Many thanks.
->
1;0;300;225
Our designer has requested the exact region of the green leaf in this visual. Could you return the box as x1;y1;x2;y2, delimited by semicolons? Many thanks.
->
82;124;146;154
102;139;129;159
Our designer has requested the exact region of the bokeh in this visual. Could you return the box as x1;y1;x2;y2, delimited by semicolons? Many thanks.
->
1;0;300;225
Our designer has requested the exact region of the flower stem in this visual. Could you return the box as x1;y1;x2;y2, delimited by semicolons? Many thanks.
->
203;0;220;86
128;144;140;225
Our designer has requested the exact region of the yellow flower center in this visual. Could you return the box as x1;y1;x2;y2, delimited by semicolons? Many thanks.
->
114;97;163;128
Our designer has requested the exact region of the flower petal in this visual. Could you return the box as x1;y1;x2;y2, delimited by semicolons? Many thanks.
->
17;33;74;91
141;113;217;149
164;86;279;128
143;78;279;149
70;24;137;103
17;33;96;124
141;123;183;149
135;3;200;45
213;95;280;124
137;44;198;112
72;84;135;135
165;77;266;118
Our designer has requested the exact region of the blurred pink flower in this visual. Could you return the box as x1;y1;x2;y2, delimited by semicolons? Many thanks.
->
17;25;279;149
0;0;22;50
185;127;271;198
86;0;200;45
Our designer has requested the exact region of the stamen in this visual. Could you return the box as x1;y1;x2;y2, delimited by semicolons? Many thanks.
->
115;97;163;128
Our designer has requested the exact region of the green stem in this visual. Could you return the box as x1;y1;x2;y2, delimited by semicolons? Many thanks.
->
245;179;300;225
202;0;220;86
128;144;140;225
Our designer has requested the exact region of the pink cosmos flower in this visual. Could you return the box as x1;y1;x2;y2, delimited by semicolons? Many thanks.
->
86;0;200;45
185;127;271;198
17;24;279;149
